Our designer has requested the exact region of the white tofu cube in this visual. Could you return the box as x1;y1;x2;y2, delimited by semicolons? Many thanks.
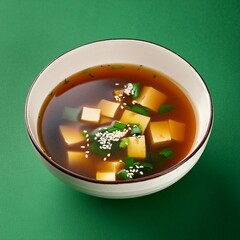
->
59;124;85;146
169;120;185;141
81;107;101;123
96;172;116;181
67;151;86;168
120;109;150;133
97;99;120;118
149;121;171;145
127;135;146;159
136;86;167;112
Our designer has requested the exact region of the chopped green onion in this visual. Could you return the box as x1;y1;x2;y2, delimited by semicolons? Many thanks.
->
133;161;141;166
113;121;127;131
132;83;140;99
131;125;141;135
62;107;79;122
98;126;118;133
141;162;153;170
128;105;149;116
125;157;134;169
159;147;176;158
119;138;129;148
105;126;118;133
158;104;175;114
81;131;87;138
118;169;131;180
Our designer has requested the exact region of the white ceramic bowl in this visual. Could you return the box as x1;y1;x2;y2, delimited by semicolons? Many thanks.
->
25;39;213;198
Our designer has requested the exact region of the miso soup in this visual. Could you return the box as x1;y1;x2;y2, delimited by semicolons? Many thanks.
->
37;64;196;181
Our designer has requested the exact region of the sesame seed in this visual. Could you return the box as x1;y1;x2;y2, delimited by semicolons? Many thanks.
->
83;130;87;133
85;134;89;138
120;105;124;109
85;154;88;158
103;157;107;161
85;151;90;154
139;171;144;175
115;83;119;86
80;146;86;149
123;102;127;106
107;153;111;157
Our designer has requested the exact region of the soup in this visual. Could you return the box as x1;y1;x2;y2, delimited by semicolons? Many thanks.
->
37;64;196;181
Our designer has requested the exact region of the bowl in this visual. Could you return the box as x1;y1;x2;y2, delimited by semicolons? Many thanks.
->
25;39;213;198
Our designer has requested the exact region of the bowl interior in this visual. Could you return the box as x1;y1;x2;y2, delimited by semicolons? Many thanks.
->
25;39;212;173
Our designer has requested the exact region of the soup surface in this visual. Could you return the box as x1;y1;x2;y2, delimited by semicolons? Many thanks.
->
38;64;196;181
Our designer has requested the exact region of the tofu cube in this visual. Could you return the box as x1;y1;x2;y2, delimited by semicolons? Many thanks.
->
136;86;167;112
96;172;116;181
97;161;125;173
169;120;185;141
149;121;171;145
120;109;150;133
67;151;86;168
97;99;120;118
81;107;101;123
59;124;85;146
127;135;146;159
100;116;113;125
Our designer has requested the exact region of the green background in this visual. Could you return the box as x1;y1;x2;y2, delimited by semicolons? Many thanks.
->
0;0;239;239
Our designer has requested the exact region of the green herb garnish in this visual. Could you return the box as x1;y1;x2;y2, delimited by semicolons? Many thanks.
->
89;141;109;156
128;105;149;116
81;131;88;138
131;125;141;135
118;169;131;180
106;126;118;133
159;148;175;158
141;162;153;170
119;138;129;148
132;83;140;99
89;140;119;156
158;104;175;114
113;121;127;131
125;157;134;169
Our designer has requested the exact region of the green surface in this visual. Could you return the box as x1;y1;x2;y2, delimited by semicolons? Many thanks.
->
0;0;239;239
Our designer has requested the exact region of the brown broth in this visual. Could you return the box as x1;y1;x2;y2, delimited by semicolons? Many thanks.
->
37;64;196;181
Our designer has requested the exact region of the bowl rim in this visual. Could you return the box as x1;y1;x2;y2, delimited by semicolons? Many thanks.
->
24;38;214;185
